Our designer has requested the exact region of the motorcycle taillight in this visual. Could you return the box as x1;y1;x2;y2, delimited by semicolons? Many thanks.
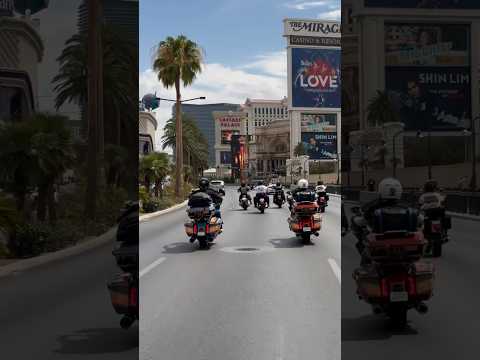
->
206;223;210;233
193;223;198;234
129;286;138;307
407;276;417;297
380;278;389;298
431;222;441;233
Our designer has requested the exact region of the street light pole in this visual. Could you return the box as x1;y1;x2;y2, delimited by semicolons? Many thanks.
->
156;96;206;199
470;116;479;191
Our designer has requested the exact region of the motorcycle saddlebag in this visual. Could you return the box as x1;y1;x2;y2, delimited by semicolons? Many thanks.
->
208;217;222;235
413;261;434;300
184;220;195;236
107;273;137;315
353;266;382;301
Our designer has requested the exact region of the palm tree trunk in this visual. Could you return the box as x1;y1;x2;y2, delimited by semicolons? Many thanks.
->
85;0;99;220
37;184;48;222
47;182;57;225
174;77;183;199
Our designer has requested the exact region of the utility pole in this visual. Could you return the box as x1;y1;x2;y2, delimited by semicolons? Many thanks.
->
85;0;99;219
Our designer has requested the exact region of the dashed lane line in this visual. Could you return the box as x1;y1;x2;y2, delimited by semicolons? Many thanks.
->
140;257;166;278
328;258;341;284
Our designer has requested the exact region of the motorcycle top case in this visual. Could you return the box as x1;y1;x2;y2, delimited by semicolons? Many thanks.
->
293;201;318;215
107;273;137;315
112;244;138;273
366;231;426;263
372;206;419;234
188;192;212;208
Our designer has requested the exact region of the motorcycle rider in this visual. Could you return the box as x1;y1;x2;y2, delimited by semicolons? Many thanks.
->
419;179;448;237
253;180;270;208
237;182;252;204
273;181;285;202
189;177;223;219
292;179;316;203
315;180;329;202
353;178;421;263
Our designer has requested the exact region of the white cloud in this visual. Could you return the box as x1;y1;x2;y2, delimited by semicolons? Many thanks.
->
285;1;328;10
317;9;341;20
139;53;287;152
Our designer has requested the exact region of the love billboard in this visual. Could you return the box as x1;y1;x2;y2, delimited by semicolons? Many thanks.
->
291;47;341;109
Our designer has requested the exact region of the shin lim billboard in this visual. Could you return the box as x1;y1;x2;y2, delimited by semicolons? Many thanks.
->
291;47;341;109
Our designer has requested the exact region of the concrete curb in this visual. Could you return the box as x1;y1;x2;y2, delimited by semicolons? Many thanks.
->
139;200;188;223
0;226;117;278
446;211;480;221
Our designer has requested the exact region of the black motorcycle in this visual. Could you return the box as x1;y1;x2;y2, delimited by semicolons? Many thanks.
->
107;201;139;329
273;189;285;208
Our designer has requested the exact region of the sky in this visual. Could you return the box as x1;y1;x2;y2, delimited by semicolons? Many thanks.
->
139;0;341;150
35;0;82;119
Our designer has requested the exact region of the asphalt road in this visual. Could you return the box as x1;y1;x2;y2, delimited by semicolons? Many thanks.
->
0;236;138;359
342;205;480;359
140;187;341;360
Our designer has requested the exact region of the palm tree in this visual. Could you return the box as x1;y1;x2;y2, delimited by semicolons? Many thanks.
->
153;35;203;199
139;152;170;198
366;90;399;127
294;142;307;157
29;113;75;225
161;114;208;181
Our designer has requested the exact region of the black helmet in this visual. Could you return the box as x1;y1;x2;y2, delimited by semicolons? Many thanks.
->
259;180;264;186
241;182;246;187
318;181;324;185
424;179;438;192
199;177;210;191
276;182;281;187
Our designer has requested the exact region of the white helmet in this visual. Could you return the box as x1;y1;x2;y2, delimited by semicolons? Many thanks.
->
298;179;309;189
378;177;402;200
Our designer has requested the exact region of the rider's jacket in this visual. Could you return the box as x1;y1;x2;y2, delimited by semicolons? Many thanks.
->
238;186;249;195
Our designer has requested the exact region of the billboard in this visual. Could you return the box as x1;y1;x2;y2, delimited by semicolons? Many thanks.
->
365;0;480;8
385;24;470;66
231;135;246;177
301;132;337;160
386;67;471;130
301;113;337;132
284;19;341;37
221;130;240;145
291;47;341;109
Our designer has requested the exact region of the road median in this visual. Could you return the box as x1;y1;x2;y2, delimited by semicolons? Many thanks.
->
0;226;117;278
139;200;188;223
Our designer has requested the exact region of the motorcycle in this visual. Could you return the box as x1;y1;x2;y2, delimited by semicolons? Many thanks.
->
257;197;267;213
288;201;322;243
350;206;434;329
239;193;250;210
316;193;328;213
185;203;222;249
286;191;294;211
107;201;139;329
422;208;450;257
273;190;285;208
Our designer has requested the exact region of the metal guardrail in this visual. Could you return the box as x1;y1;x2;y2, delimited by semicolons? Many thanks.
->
341;187;480;216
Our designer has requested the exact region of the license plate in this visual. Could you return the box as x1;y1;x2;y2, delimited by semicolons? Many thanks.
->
303;227;311;232
390;291;408;302
197;230;205;236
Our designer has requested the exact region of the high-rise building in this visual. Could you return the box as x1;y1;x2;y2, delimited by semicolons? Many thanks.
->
77;0;138;44
173;103;240;167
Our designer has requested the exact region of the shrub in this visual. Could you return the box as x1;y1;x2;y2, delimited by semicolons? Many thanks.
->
142;199;160;213
8;223;49;258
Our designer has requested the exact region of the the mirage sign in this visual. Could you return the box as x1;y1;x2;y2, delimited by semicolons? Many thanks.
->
284;19;341;38
291;47;341;109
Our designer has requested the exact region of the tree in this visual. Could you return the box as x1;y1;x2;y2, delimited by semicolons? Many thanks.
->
139;152;170;198
161;114;208;181
294;142;307;157
153;35;203;199
366;90;399;127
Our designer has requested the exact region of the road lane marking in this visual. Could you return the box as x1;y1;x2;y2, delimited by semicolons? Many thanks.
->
140;257;166;278
328;258;341;284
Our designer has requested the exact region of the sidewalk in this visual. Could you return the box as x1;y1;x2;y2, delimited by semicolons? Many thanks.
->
140;200;188;223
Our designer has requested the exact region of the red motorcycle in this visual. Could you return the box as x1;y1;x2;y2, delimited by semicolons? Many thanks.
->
288;201;322;243
351;206;434;329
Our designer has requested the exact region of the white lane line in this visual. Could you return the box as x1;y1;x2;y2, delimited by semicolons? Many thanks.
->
140;257;166;278
328;258;341;284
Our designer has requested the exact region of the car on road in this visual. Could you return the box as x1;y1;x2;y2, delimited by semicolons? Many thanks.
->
210;180;225;195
